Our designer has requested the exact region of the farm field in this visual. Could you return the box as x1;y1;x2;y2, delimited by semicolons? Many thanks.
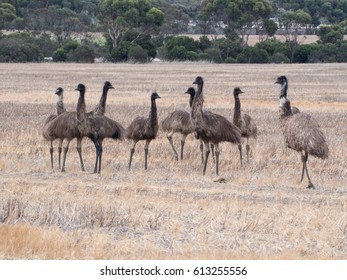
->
0;62;346;260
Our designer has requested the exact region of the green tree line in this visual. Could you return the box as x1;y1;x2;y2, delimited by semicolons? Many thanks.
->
0;0;346;63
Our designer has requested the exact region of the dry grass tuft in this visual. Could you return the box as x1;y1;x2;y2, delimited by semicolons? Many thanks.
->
0;63;346;259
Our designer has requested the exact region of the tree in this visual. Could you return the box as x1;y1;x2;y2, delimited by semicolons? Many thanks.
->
281;9;312;43
99;0;164;49
318;25;344;44
281;9;311;62
199;0;272;46
0;3;17;29
262;19;278;39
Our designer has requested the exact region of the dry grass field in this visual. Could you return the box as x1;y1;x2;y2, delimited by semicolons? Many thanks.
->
0;62;346;260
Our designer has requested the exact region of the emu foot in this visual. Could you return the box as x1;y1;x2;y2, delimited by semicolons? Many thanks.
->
307;183;315;189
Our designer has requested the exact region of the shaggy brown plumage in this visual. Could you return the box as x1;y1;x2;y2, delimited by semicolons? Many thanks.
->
233;87;257;164
45;111;84;172
126;92;160;170
191;76;241;176
275;75;329;189
75;83;124;174
161;87;196;160
42;87;69;169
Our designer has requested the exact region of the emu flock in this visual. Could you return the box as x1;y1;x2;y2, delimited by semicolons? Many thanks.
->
43;76;329;190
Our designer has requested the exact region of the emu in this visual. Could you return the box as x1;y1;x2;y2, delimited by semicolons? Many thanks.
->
75;83;125;174
42;87;66;169
275;75;329;189
161;87;213;161
126;92;161;170
232;87;257;164
191;76;241;176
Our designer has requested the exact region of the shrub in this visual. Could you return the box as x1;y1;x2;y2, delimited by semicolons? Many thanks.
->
53;48;67;62
169;45;187;60
203;48;222;63
269;52;290;64
67;45;95;63
0;37;43;62
109;41;131;62
186;51;199;61
128;45;148;63
225;57;237;63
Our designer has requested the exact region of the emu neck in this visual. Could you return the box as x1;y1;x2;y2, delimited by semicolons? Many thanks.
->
77;90;86;122
279;97;293;120
280;81;288;98
191;82;204;126
56;94;66;115
189;93;195;108
150;98;158;128
233;93;241;125
94;85;109;115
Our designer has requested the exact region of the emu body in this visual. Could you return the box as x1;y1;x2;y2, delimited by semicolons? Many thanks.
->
232;87;257;164
75;83;124;174
191;76;241;176
126;92;160;170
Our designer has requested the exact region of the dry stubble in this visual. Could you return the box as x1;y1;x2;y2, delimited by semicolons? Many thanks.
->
0;62;346;259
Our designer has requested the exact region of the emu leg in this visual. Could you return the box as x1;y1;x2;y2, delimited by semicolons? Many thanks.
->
58;147;62;170
61;142;70;172
180;135;187;160
93;143;99;173
215;144;220;176
128;148;135;170
203;142;210;175
238;144;243;168
211;143;215;163
58;139;63;170
167;134;178;161
301;151;315;189
144;140;151;170
49;141;54;169
128;141;137;170
98;145;103;174
76;138;85;171
200;140;204;163
246;137;250;162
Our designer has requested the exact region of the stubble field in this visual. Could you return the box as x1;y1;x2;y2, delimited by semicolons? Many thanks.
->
0;62;346;260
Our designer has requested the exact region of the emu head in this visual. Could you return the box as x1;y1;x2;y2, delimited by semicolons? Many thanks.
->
233;87;244;95
55;87;63;96
193;76;203;85
184;87;196;97
75;83;86;93
151;92;161;100
104;81;114;90
275;75;288;98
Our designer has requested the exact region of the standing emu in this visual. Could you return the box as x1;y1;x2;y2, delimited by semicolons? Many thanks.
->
161;87;197;160
42;87;66;169
275;75;329;189
126;92;161;170
75;83;125;174
233;87;257;164
191;76;241;176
